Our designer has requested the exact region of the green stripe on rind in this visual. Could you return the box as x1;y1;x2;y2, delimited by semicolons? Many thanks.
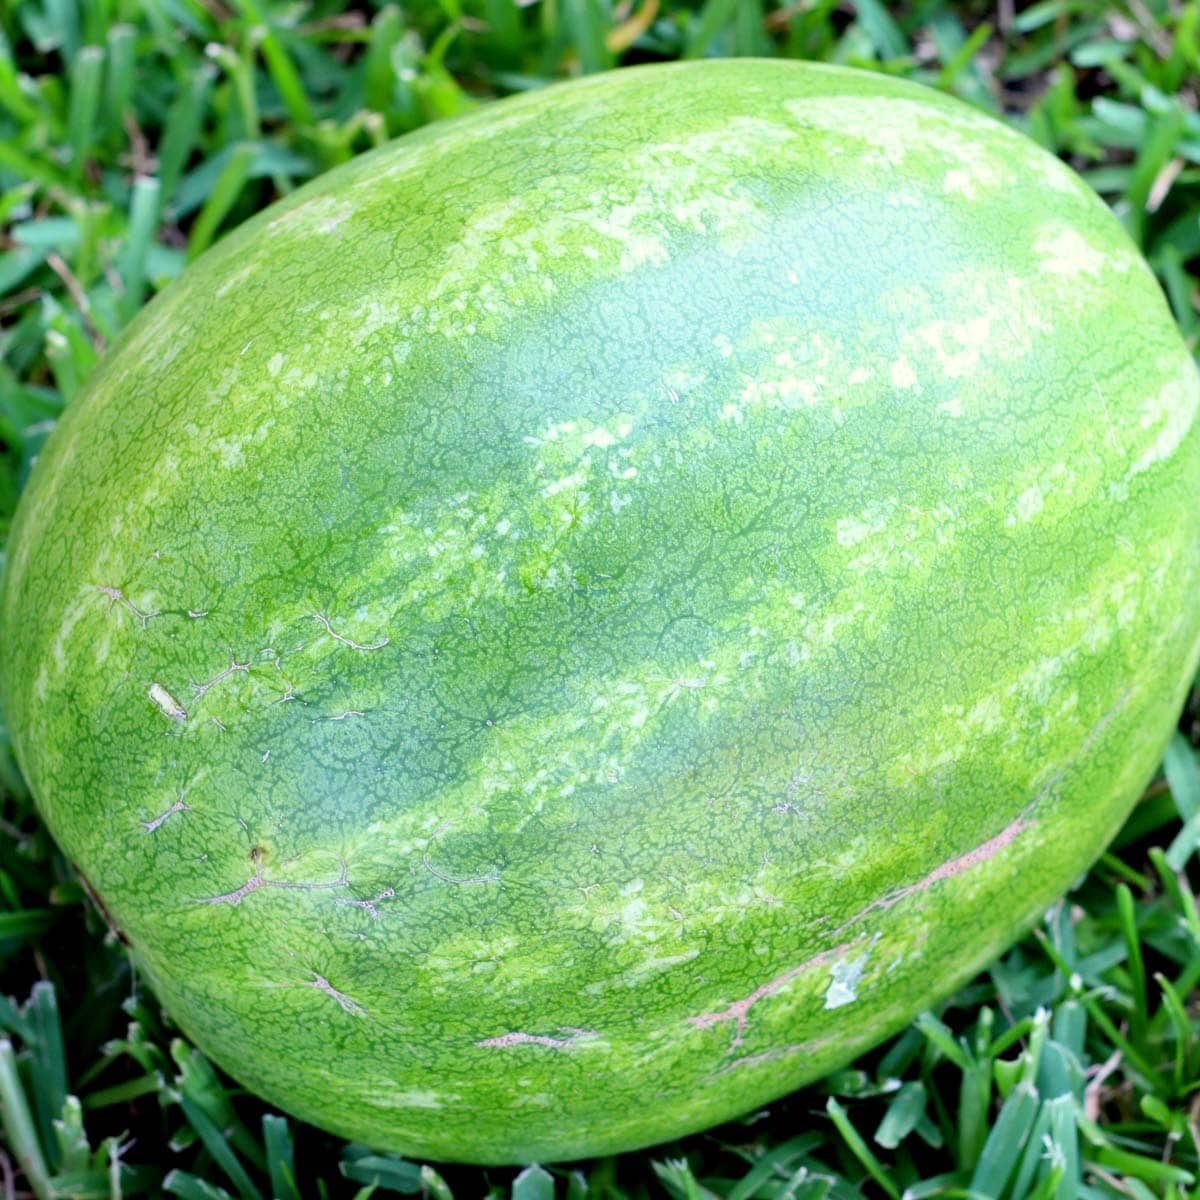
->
2;59;1199;1163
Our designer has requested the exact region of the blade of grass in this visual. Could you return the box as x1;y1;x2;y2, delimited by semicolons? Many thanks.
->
874;1080;928;1150
340;1153;424;1193
158;65;216;209
116;175;160;325
968;1081;1039;1196
177;1092;264;1200
1162;732;1200;819
185;142;256;261
1148;847;1200;940
1151;972;1194;1095
512;1164;556;1200
67;44;104;184
1090;1145;1195;1187
937;20;992;89
683;0;739;59
165;1170;236;1200
825;1098;900;1199
104;23;135;134
724;1136;825;1200
363;6;403;114
25;983;66;1172
230;0;314;129
0;1038;51;1200
1165;810;1200;871
607;0;659;54
1115;884;1148;1042
563;0;614;73
0;35;41;124
1156;244;1200;343
850;0;908;59
262;1114;300;1200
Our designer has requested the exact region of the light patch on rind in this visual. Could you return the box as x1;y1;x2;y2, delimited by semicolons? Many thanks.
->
365;413;645;616
475;1028;599;1050
721;328;872;423
783;94;1068;203
1127;357;1200;477
422;115;791;330
210;420;274;469
1003;463;1075;527
49;589;96;673
729;255;1089;435
832;497;961;576
1034;224;1136;278
894;563;1143;783
149;682;187;722
606;949;701;989
265;193;358;240
908;312;996;385
889;357;919;390
824;946;872;1009
373;1089;457;1110
891;272;1051;412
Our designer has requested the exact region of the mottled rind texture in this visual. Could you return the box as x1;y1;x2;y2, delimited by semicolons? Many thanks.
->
3;59;1200;1163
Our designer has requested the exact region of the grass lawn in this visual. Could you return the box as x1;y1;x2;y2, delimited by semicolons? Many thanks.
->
2;1;1200;1196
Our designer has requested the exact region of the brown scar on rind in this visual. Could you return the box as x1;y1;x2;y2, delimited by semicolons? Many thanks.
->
709;1040;826;1077
334;888;396;919
475;1027;597;1049
76;869;129;946
313;612;389;652
141;797;191;833
196;855;349;906
685;689;1135;1048
190;654;253;701
685;811;1025;1046
687;941;859;1047
834;688;1134;934
313;709;365;723
833;809;1035;935
96;585;160;628
306;972;367;1017
422;818;501;885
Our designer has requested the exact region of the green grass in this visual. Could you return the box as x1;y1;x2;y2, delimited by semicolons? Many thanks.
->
2;0;1200;1195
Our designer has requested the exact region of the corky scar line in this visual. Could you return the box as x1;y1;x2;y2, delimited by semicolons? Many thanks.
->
141;796;191;833
832;809;1034;935
306;972;367;1017
195;854;349;906
313;612;389;651
686;941;859;1047
833;686;1136;932
685;686;1136;1049
709;1039;825;1076
97;585;160;629
190;654;253;702
683;811;1028;1048
475;1027;597;1049
334;888;396;920
422;819;501;885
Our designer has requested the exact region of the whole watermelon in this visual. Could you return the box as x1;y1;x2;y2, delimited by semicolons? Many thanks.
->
3;58;1199;1164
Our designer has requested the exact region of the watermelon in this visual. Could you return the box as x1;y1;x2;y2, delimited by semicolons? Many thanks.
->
2;58;1199;1164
